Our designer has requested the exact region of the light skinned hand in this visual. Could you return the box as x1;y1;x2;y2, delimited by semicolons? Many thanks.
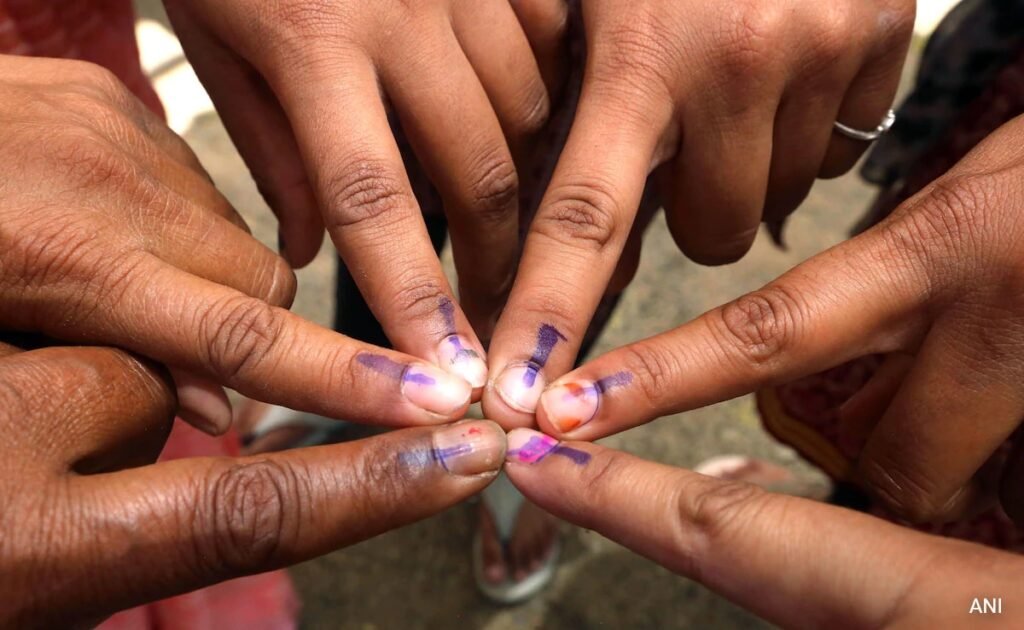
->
0;341;506;627
532;114;1024;524
505;429;1024;629
0;55;478;434
163;0;567;343
483;0;915;425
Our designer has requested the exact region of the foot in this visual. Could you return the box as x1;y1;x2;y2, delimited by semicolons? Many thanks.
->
478;499;559;585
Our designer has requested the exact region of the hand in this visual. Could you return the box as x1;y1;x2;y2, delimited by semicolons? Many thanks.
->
504;429;1024;628
531;115;1024;524
0;341;506;627
163;0;566;342
482;0;915;425
0;56;477;432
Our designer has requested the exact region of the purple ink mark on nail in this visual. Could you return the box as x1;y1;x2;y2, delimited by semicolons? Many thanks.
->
439;297;457;335
357;353;406;380
446;335;480;361
508;435;591;465
398;443;474;470
404;371;437;386
595;371;633;393
521;324;568;386
508;435;556;463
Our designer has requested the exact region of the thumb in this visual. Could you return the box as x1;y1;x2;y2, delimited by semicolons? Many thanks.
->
504;429;1024;628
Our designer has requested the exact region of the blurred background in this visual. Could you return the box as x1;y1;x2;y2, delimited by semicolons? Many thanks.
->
130;1;957;627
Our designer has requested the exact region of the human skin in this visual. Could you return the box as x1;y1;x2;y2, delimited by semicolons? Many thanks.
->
506;429;1024;629
533;114;1024;524
483;0;916;425
0;341;506;628
162;0;566;340
0;54;480;434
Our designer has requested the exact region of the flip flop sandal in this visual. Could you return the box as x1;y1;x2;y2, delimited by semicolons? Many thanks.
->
473;472;561;605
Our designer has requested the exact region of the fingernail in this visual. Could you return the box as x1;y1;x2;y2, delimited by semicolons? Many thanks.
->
178;408;225;436
401;363;472;416
494;361;546;413
176;385;232;436
505;428;558;464
540;380;600;433
437;334;487;388
431;420;506;476
506;428;592;466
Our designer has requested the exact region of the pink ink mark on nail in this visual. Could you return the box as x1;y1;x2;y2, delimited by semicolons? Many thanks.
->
508;435;591;465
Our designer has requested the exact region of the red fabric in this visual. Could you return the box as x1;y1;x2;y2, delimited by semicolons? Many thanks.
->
0;0;163;115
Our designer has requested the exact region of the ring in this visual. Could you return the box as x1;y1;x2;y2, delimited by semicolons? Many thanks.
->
833;109;896;142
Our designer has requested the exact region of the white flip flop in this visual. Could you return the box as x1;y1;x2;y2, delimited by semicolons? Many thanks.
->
473;472;560;605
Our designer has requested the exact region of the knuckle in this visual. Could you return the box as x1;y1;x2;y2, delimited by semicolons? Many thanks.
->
681;479;766;544
713;2;785;85
576;449;629;508
594;19;677;94
465;148;519;222
804;7;858;71
203;459;301;573
264;0;341;41
919;175;993;254
714;286;801;367
47;127;141;193
200;296;286;382
619;342;681;410
349;437;427;522
387;272;448;324
876;0;916;48
319;160;411;232
881;173;996;289
72;61;132;103
859;455;945;523
533;182;621;251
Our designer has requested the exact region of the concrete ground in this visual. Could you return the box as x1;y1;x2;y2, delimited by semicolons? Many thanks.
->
131;2;936;627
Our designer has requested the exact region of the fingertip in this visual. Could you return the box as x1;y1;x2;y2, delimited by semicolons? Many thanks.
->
504;428;593;467
436;334;488;390
430;419;507;477
173;371;232;436
537;379;600;437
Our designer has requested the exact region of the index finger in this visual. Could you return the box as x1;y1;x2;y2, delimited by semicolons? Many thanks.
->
257;42;489;389
534;226;931;439
504;430;1024;628
28;254;473;426
483;75;672;427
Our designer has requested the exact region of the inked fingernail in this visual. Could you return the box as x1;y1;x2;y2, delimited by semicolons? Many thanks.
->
401;363;472;415
358;353;473;416
541;381;600;433
429;420;506;476
494;361;546;413
541;372;632;433
505;428;591;465
437;334;487;388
